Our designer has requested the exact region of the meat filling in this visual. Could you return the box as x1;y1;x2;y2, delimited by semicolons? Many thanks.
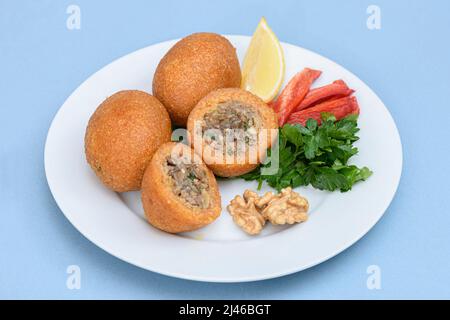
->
202;101;260;155
165;156;210;209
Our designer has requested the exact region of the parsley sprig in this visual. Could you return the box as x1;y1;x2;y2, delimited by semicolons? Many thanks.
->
241;113;372;192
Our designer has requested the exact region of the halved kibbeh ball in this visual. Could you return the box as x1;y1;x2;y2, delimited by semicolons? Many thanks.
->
85;90;172;192
187;88;279;177
152;32;241;126
141;142;221;233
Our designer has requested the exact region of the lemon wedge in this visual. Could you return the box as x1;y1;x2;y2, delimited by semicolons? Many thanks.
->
241;17;285;102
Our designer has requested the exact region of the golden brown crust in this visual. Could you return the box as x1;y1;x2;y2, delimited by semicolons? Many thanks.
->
152;33;241;126
187;88;279;177
141;142;221;233
85;90;172;192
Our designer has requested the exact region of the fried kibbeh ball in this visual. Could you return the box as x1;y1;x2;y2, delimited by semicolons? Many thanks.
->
187;88;279;178
152;32;241;126
85;90;172;192
141;142;221;233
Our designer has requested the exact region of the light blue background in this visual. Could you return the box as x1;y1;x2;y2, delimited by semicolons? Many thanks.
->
1;0;449;299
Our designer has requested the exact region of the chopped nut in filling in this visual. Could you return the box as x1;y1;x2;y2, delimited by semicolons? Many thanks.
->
227;187;309;235
202;101;261;155
164;156;210;209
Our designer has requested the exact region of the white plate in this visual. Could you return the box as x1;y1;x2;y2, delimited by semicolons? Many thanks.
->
45;35;402;282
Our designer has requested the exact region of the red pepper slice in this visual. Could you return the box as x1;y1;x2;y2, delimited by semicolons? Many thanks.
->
272;68;322;126
287;96;360;126
294;80;354;112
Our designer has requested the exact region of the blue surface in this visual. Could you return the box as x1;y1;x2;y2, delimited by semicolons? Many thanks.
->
1;0;449;299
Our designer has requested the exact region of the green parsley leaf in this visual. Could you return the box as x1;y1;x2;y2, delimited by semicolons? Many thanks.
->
238;113;372;192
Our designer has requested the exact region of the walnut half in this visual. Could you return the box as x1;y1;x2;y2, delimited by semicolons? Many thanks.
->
227;187;309;235
261;187;309;225
227;195;265;235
